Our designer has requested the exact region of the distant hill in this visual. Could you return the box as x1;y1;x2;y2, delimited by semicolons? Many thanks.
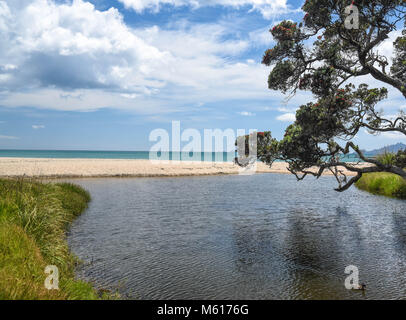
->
366;143;406;156
347;143;406;159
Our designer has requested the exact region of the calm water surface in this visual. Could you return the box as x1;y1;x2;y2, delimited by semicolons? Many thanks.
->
66;174;406;299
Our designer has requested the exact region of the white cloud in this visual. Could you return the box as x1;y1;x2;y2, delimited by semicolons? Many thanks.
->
0;1;11;32
32;125;45;129
238;111;255;116
118;0;291;18
276;106;293;112
120;93;138;99
376;30;403;69
0;0;167;94
363;129;406;141
276;112;295;122
0;0;282;112
381;131;406;140
249;27;274;45
0;135;19;139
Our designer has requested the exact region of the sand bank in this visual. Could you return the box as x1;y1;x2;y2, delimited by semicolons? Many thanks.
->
0;158;372;178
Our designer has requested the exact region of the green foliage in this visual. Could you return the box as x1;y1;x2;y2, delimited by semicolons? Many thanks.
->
395;148;406;168
0;178;112;300
376;152;397;166
392;29;406;85
255;0;406;189
267;61;296;93
235;131;279;166
257;131;279;164
356;172;406;199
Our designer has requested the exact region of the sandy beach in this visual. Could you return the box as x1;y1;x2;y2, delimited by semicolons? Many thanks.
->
0;158;371;178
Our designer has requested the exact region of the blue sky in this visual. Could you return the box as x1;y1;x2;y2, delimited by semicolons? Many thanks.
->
0;0;405;151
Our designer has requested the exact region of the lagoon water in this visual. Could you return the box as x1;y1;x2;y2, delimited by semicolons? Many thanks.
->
67;174;406;299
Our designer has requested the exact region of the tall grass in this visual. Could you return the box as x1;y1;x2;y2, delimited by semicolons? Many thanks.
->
376;151;397;166
355;172;406;199
0;178;114;300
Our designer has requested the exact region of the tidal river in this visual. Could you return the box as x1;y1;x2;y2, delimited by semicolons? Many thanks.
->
66;173;406;299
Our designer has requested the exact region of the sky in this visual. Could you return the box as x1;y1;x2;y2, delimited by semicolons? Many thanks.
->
0;0;405;151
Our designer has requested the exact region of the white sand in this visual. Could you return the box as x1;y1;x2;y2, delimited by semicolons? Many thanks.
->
0;158;371;178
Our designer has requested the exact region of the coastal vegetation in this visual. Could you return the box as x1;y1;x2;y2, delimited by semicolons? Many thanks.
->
375;149;406;168
239;0;406;192
356;172;406;199
355;150;406;199
0;178;108;300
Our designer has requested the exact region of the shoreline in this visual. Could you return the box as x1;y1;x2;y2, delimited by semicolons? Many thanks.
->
0;157;371;178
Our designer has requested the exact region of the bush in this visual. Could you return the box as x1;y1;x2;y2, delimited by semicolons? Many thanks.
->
375;149;406;168
355;172;406;199
376;151;397;166
395;149;406;168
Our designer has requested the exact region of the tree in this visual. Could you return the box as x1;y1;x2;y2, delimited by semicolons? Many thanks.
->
255;0;406;191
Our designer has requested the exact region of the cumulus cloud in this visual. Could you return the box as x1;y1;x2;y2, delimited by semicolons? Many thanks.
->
0;0;166;91
32;125;45;129
276;112;295;122
0;0;278;112
118;0;291;18
8;0;399;118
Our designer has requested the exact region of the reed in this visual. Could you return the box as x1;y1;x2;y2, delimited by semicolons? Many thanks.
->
0;178;115;300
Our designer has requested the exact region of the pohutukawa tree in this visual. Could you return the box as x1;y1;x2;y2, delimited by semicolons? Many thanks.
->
250;0;406;191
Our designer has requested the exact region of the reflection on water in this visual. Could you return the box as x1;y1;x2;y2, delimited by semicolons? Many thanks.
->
66;174;406;299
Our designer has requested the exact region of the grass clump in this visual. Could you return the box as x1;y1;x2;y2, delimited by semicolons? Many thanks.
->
355;172;406;199
376;152;397;166
0;178;106;300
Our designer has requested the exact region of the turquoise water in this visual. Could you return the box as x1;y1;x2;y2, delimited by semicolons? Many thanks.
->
0;149;236;162
0;149;363;162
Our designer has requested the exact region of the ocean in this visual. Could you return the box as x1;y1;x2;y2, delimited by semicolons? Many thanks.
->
0;149;363;162
0;150;236;162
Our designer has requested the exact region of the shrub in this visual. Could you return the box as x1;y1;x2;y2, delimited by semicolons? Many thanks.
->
376;151;397;166
395;149;406;168
355;172;406;199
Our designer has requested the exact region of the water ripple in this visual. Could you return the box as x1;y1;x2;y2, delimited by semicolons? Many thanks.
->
66;174;406;299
